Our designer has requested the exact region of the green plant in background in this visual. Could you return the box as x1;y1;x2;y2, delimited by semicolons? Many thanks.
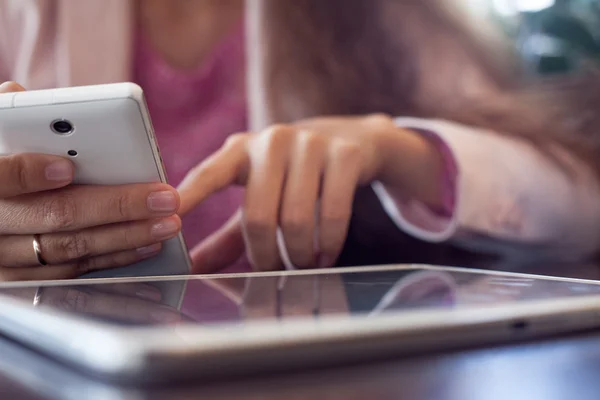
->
509;0;600;75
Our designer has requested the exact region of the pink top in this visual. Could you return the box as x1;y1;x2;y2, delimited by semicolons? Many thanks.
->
134;23;247;251
133;25;249;319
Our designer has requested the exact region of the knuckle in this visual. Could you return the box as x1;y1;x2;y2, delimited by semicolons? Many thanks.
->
367;113;390;122
332;141;361;160
298;131;326;152
5;155;31;193
264;124;291;135
44;193;77;230
365;113;393;128
111;191;133;220
56;232;90;261
223;133;248;150
262;124;293;147
15;157;30;192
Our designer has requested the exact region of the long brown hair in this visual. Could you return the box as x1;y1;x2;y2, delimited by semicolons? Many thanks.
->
247;0;600;173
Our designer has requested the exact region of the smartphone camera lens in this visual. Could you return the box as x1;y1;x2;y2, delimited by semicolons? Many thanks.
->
67;150;78;157
51;119;74;135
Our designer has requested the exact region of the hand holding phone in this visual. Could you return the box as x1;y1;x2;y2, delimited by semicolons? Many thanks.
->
0;82;190;281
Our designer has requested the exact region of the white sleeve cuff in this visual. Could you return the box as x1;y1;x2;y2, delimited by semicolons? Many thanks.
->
372;181;458;243
371;117;463;243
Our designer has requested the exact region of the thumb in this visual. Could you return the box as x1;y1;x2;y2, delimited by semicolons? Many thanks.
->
190;209;246;274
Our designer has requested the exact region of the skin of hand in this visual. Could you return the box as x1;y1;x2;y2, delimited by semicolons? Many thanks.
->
178;114;445;273
0;82;182;281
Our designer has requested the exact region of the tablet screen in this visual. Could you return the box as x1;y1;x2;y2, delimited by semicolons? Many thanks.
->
1;266;599;327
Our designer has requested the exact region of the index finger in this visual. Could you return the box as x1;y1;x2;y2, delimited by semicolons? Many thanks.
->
177;134;249;215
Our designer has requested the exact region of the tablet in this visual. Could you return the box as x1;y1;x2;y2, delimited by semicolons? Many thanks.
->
1;264;600;385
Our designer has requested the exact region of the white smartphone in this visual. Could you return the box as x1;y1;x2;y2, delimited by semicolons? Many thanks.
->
0;83;191;283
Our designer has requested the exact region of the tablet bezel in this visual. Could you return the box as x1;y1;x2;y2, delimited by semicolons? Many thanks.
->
2;264;600;384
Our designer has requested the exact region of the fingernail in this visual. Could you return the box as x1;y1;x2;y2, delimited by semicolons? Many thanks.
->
318;255;333;269
150;306;181;323
137;243;162;258
135;287;162;301
151;219;180;239
147;191;177;213
45;160;73;182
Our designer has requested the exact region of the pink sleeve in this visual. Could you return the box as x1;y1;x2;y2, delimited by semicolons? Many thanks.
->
373;117;600;259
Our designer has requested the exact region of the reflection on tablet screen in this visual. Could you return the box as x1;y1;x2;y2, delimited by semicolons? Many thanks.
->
3;267;600;327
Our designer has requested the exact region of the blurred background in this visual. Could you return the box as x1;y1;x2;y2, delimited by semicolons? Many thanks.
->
471;0;600;75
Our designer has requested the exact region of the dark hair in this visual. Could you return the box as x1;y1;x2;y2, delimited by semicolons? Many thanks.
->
248;0;600;174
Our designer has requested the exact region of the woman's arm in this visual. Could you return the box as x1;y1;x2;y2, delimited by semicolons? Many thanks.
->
178;114;600;272
374;117;600;260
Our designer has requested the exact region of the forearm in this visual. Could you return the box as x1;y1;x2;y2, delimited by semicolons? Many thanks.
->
374;117;600;258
